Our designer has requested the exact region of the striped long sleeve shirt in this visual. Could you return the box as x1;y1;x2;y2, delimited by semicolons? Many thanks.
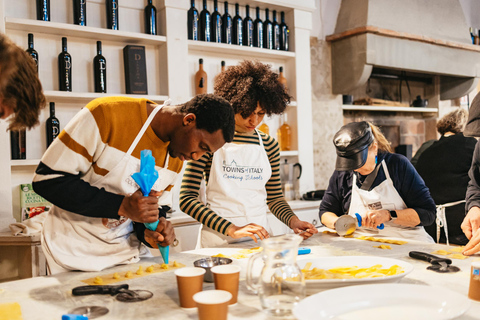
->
179;130;296;235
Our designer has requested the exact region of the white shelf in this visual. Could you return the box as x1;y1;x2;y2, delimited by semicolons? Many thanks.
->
188;40;295;60
280;151;299;157
288;101;298;107
44;91;169;103
5;17;167;45
342;105;438;113
11;160;40;167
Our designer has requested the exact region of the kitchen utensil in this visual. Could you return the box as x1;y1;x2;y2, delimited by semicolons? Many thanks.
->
293;283;471;320
193;257;232;282
72;284;154;302
297;256;413;294
246;234;306;317
280;160;302;200
334;215;357;236
355;213;384;230
67;306;109;319
409;251;460;273
298;247;311;255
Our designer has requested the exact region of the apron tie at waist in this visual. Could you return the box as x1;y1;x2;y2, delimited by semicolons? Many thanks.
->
435;200;466;246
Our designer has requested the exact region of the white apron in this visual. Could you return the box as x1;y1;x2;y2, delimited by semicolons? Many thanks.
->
199;129;272;248
348;160;434;243
42;102;178;274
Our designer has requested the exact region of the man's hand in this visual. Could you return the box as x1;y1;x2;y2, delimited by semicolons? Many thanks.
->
289;216;318;240
461;206;480;240
144;217;175;248
363;209;390;229
226;223;270;243
118;189;163;223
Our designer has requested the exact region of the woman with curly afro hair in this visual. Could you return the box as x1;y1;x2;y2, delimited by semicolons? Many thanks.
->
180;60;317;247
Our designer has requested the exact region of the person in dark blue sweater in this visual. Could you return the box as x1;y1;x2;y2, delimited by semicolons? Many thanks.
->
320;121;436;242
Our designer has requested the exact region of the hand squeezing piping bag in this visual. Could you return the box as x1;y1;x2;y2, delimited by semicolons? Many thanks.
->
131;149;169;264
355;213;384;230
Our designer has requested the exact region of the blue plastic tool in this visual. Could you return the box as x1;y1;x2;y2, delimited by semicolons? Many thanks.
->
355;213;384;230
62;315;88;320
131;150;169;264
298;247;311;255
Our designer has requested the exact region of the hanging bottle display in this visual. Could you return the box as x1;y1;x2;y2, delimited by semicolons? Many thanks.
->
253;7;263;48
280;11;289;51
93;41;107;93
272;10;280;50
277;113;292;151
199;0;211;41
26;33;38;73
243;5;253;47
73;0;87;26
211;0;222;43
58;37;72;92
195;58;207;95
106;0;119;30
188;0;199;40
144;0;157;35
232;3;242;45
46;102;60;148
36;0;50;21
222;1;232;44
263;8;273;49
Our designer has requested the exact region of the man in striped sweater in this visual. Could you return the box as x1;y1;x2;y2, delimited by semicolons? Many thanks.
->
33;94;235;273
180;60;317;248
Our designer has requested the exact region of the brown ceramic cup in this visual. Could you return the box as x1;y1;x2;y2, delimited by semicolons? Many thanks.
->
193;289;232;320
175;267;205;308
211;264;241;305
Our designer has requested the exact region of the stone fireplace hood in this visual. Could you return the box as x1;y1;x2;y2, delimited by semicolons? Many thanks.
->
326;0;480;100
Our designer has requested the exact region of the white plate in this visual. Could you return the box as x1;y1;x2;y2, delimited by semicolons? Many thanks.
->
297;256;413;292
293;283;471;320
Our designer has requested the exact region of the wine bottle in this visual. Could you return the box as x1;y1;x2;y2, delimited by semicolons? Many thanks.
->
26;34;38;73
10;129;26;160
221;60;225;72
211;0;222;43
46;102;60;148
58;37;72;92
106;0;119;30
277;113;291;151
272;10;280;50
258;121;269;135
242;5;253;47
36;0;50;21
187;0;199;40
280;11;289;51
94;41;107;93
263;8;273;49
253;7;263;48
278;66;287;91
232;3;242;45
222;2;232;44
145;0;157;35
199;0;211;41
195;58;207;95
73;0;87;26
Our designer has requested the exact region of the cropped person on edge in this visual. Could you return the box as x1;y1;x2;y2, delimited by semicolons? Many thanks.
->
320;121;436;242
32;94;235;274
415;108;476;245
460;93;480;256
0;33;46;130
179;60;317;248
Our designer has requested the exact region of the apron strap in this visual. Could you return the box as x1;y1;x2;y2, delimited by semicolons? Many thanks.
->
435;200;466;246
359;161;382;190
126;102;164;156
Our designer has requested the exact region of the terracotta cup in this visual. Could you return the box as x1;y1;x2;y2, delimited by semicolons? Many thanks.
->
211;265;241;305
193;290;232;320
175;267;205;308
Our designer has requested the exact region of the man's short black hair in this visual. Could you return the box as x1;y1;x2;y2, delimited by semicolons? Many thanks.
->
180;94;235;143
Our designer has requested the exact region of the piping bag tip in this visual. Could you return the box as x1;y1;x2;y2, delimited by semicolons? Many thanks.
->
159;245;169;264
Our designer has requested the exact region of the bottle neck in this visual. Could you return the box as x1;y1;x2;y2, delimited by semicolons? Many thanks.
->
256;8;260;18
245;5;249;17
281;12;285;23
214;0;218;10
50;104;55;116
97;42;102;55
265;9;269;20
62;38;68;52
199;63;204;71
203;0;207;9
191;0;195;8
28;34;34;49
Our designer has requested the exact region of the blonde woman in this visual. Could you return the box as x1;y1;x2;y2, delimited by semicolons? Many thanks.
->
320;121;436;242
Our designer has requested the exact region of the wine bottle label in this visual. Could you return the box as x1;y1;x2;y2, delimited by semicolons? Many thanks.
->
205;15;211;41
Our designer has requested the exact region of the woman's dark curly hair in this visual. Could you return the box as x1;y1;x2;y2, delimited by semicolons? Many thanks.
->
213;60;291;118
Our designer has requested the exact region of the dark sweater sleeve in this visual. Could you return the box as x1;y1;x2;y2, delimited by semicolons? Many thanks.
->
319;171;349;220
389;154;436;226
466;142;480;211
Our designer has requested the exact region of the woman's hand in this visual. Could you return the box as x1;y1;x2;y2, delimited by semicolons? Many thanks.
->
226;223;270;243
289;216;318;239
363;209;391;229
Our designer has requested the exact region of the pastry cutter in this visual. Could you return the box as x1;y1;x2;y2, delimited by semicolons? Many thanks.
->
355;213;384;230
72;284;154;302
409;251;460;273
334;215;357;236
65;306;109;319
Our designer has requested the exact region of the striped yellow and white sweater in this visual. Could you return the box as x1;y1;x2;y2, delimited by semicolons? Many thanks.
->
33;96;183;223
179;130;295;235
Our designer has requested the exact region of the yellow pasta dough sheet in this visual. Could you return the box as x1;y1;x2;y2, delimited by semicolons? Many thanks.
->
212;247;263;259
374;244;392;250
81;261;185;285
356;235;407;245
431;247;468;259
0;302;23;320
301;262;404;280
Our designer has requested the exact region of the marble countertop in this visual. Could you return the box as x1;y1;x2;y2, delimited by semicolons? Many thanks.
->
1;228;479;319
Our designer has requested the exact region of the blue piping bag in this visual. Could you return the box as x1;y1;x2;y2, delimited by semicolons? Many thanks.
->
355;213;384;230
131;149;169;264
